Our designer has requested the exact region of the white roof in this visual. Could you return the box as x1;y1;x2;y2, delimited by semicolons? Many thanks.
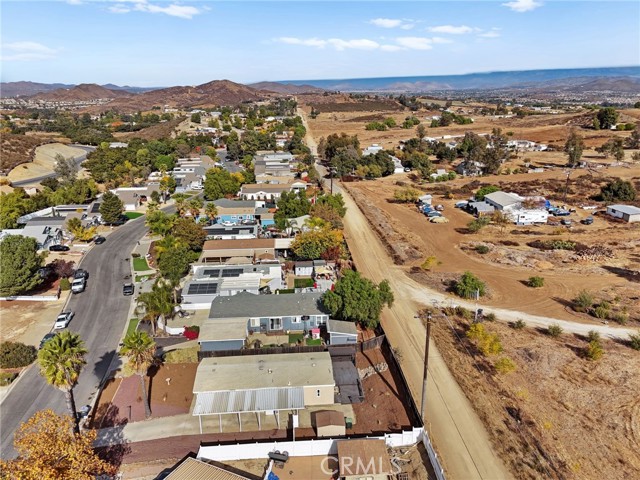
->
608;205;640;215
484;191;523;207
193;387;304;416
193;352;334;392
327;319;358;336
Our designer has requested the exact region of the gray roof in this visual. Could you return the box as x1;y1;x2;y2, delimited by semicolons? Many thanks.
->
327;319;358;336
209;291;326;319
484;191;522;207
608;204;640;215
24;217;66;227
193;387;305;416
470;201;495;212
203;225;259;236
212;199;256;209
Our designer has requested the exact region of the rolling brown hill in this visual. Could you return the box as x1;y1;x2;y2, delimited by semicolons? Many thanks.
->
0;134;60;174
30;83;132;102
101;79;266;113
248;81;325;94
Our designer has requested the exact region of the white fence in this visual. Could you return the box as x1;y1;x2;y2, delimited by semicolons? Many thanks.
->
157;318;185;336
198;428;423;462
0;294;59;302
422;430;446;480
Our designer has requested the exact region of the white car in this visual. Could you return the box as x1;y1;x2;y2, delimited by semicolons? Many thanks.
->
54;311;74;329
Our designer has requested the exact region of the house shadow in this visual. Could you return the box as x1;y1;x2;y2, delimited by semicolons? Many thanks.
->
92;404;131;473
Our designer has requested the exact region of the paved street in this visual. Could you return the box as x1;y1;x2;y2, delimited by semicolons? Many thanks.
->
0;214;149;459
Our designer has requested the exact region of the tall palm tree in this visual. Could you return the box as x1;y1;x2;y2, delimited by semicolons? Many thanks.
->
152;234;184;258
204;202;218;225
120;331;156;419
135;281;174;335
37;331;87;434
171;193;188;216
188;198;203;219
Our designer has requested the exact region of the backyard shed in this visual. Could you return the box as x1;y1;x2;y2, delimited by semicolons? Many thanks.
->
327;320;358;345
314;410;346;437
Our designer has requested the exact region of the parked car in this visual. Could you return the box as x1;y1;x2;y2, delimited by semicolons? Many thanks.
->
54;311;74;329
49;244;70;252
93;236;106;244
435;204;445;211
219;221;236;227
455;201;469;209
553;209;571;217
426;211;443;218
71;277;86;294
74;269;89;280
39;333;56;349
123;283;134;296
581;217;594;225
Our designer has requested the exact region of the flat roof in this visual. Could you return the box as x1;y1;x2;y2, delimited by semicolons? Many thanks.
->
484;191;522;207
608;204;640;215
193;387;304;416
327;320;358;336
193;352;334;392
203;238;275;251
200;318;247;342
209;291;326;319
337;439;392;476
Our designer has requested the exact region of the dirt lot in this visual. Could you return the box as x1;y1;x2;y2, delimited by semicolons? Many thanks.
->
91;363;197;428
6;142;87;182
430;313;640;480
343;167;640;325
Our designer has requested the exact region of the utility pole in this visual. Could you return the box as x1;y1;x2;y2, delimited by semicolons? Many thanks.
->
419;312;432;423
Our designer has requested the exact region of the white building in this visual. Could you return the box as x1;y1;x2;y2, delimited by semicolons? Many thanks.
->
606;205;640;223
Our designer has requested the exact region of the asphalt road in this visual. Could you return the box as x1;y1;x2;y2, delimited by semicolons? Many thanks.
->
11;144;96;187
0;214;149;459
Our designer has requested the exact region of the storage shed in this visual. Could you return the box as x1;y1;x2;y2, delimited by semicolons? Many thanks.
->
606;204;640;223
314;409;346;437
327;320;358;345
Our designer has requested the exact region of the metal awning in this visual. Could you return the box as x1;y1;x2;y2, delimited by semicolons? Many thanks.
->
193;387;304;416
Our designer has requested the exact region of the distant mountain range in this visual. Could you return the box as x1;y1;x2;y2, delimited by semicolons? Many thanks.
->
1;67;638;109
282;66;640;93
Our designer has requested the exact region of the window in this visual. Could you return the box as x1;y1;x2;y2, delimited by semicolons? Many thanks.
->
285;316;299;324
250;318;260;327
269;318;282;330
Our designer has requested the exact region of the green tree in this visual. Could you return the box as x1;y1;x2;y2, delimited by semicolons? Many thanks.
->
564;129;585;167
596;107;619;130
275;190;311;229
0;190;31;229
322;270;394;328
171;193;189;216
584;339;604;361
53;154;78;184
315;193;347;217
188;198;203;218
474;185;500;201
203;167;241;200
171;217;206;251
157;246;192;298
99;191;124;224
600;179;636;202
204;202;218;224
0;235;44;296
135;281;175;334
393;187;420;203
150;189;161;204
191;112;202;124
66;217;96;242
145;210;175;236
120;331;156;418
37;331;87;434
291;227;343;260
455;271;486;299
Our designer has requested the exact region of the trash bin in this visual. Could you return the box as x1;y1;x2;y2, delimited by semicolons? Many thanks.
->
345;417;353;429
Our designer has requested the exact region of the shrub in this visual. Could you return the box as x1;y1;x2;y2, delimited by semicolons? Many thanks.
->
629;332;640;351
612;312;628;325
276;288;295;294
183;325;200;340
479;333;503;356
0;372;18;386
131;252;141;258
584;340;604;361
484;312;497;322
475;245;490;254
60;278;71;291
466;323;486;342
573;290;593;312
527;276;545;288
467;217;490;233
547;324;563;337
420;256;438;270
455;271;486;299
512;319;526;329
494;357;517;374
455;306;473;320
393;187;420;203
587;330;601;343
0;342;37;369
593;305;609;320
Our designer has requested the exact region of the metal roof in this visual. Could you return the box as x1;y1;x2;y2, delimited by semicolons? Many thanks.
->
193;387;304;416
212;199;256;209
327;319;358;336
608;204;640;215
484;191;522;207
199;318;247;342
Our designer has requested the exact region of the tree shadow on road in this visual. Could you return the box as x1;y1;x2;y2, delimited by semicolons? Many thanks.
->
93;349;120;381
93;404;131;473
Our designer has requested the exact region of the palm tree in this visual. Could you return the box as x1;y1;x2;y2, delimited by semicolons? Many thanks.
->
120;331;156;419
152;234;184;258
135;281;174;335
37;331;87;434
204;202;218;225
188;198;203;219
171;193;188;216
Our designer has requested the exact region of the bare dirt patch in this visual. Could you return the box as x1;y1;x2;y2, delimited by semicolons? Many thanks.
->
0;133;60;173
6;143;86;182
430;314;640;480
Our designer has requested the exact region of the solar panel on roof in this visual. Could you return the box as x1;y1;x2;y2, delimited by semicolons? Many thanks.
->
202;269;220;277
221;269;243;278
187;283;218;295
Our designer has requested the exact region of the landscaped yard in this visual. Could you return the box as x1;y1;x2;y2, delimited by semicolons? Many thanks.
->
287;333;322;346
125;318;139;337
306;338;322;346
132;257;150;271
294;278;315;288
124;212;144;219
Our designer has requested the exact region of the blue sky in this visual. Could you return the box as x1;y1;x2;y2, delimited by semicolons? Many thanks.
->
1;0;638;86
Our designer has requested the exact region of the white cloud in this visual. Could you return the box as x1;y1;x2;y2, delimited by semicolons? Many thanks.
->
278;37;327;48
108;0;202;19
479;29;501;38
428;25;475;35
395;37;434;50
1;41;58;61
66;0;84;4
502;0;543;12
370;18;415;30
327;38;380;51
381;44;403;52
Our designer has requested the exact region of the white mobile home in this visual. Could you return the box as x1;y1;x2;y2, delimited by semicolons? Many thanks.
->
606;205;640;223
